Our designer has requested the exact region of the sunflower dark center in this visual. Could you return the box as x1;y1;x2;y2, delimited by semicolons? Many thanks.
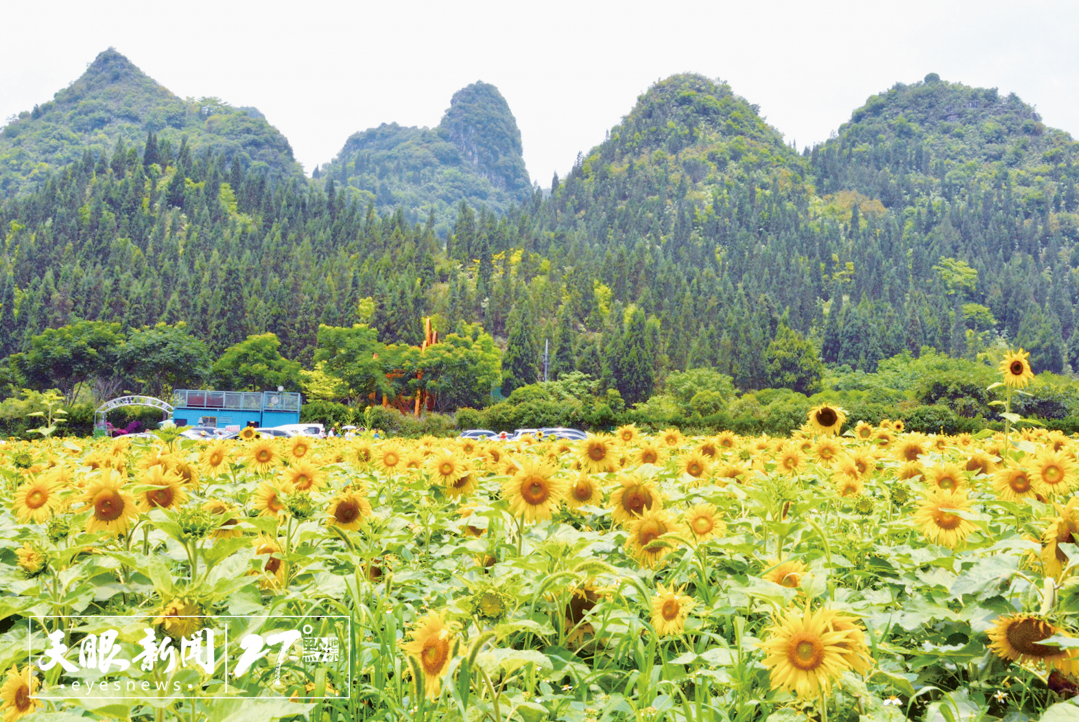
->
14;683;31;710
1010;474;1031;493
588;445;606;461
336;500;360;523
149;488;173;507
573;481;592;501
816;408;838;427
420;637;448;675
687;462;703;477
256;450;272;463
780;572;801;588
638;520;663;546
935;511;961;530
937;477;957;491
521;477;550;505
1006;617;1057;657
1010;361;1025;376
623;488;649;514
661;599;681;621
94;491;123;521
27;489;47;508
440;462;454;476
788;634;824;670
1044;465;1064;484
641;449;658;464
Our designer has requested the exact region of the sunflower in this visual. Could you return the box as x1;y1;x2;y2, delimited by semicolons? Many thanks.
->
1040;497;1079;578
853;422;875;440
0;665;41;722
287;435;314;461
81;471;138;537
813;437;842;465
169;456;200;489
578;435;616;474
252;536;286;590
153;597;203;639
456;438;479;457
482;444;503;468
403;451;425;471
836;450;876;480
246;438;280;475
135;466;188;512
659;428;685;448
372;443;405;474
427;449;468;486
1034;449;1075;496
564;581;609;646
633;441;665;467
565;473;603;509
763;559;808;589
252;482;287;517
683;503;725;542
964;450;999;477
203;500;242;539
924;463;968;493
697;438;719;459
895;433;929;463
12;475;61;524
200;441;231;476
914;489;977;549
239;426;259;441
502;459;567;522
714;461;750;485
716;431;738;449
15;543;47;577
1000;349;1034;389
775;445;806;475
351;441;373;467
445;471;479;499
988;614;1074;670
834;474;864;498
652;584;695;637
609;474;663;525
807;405;846;435
283;461;326;493
399;610;460;700
615;424;639;445
625;508;683;568
678;451;711;482
897;461;924;481
326;490;373;531
457;504;486;537
759;605;857;700
828;614;875;675
992;462;1041;503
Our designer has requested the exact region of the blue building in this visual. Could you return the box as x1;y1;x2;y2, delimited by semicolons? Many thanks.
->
172;390;301;430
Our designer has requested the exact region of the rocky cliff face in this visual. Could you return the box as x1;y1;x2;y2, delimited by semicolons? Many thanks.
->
439;82;531;198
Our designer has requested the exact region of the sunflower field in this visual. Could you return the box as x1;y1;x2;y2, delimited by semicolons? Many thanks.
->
1;401;1079;720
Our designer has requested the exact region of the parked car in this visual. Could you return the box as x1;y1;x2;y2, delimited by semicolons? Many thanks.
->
273;423;325;438
220;427;293;440
459;429;497;440
539;427;588;441
179;426;228;440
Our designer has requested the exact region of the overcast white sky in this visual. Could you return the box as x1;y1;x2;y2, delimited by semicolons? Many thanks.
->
2;0;1076;185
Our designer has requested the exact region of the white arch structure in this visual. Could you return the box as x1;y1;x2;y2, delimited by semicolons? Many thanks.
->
94;395;174;433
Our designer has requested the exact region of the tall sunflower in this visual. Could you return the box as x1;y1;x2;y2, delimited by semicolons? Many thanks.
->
828;613;875;675
203;500;242;539
0;665;41;722
153;597;203;639
252;536;286;590
625;508;682;568
813;437;842;465
445;471;479;499
12;475;61;524
895;433;929;463
372;443;405;474
651;584;695;637
1000;349;1034;389
683;503;725;542
807;405;846;435
914;489;977;549
924;463;968;493
964;450;998;477
659;428;685;448
326;490;373;531
716;431;738;449
578;435;616;474
609;474;663;525
246;438;280;475
252;482;287;517
775;445;806;475
678;451;711;482
502;459;567;522
399;610;460;700
81;471;138;537
759;605;856;700
987;614;1074;670
763;559;808;589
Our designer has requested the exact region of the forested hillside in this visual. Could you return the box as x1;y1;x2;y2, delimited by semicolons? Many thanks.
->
313;82;533;236
0;49;302;196
2;66;1079;421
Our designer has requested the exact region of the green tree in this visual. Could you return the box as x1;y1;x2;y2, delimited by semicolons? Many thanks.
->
119;322;211;397
313;324;390;403
209;263;249;354
14;321;124;403
765;324;824;394
417;322;501;411
501;303;539;396
210;333;301;392
617;308;656;405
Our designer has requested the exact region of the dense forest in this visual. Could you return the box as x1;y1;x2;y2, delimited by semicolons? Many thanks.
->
2;51;1079;423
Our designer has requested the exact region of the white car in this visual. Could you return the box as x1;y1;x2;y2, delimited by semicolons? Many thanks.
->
271;423;325;438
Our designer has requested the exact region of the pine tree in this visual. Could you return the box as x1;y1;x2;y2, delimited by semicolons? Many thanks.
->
209;264;249;355
501;302;539;395
618;308;655;405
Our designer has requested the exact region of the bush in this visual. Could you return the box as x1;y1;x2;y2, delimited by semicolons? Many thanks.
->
455;407;485;431
301;399;356;428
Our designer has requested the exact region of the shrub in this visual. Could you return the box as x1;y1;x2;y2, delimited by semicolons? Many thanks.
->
301;399;356;428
